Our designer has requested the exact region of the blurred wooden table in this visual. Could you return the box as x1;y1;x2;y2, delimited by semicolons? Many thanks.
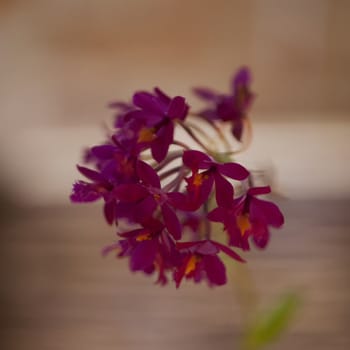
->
1;200;349;350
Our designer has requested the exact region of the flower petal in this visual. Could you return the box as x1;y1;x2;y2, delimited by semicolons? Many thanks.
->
251;223;270;249
104;200;116;225
214;173;234;208
154;87;171;105
193;87;219;101
183;150;211;170
211;240;246;262
248;186;271;196
161;204;182;240
114;184;148;202
186;171;214;210
133;91;164;115
167;96;187;120
203;255;227;286
151;122;174;163
218;162;249;180
250;198;284;227
232;66;251;91
130;239;158;271
133;196;157;223
136;160;161;188
90;145;116;160
231;120;244;141
77;165;104;182
196;240;219;255
70;182;101;202
207;207;226;222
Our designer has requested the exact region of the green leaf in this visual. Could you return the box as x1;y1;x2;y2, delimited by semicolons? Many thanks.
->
242;293;301;350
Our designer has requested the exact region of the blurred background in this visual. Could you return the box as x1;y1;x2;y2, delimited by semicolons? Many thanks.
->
0;0;349;349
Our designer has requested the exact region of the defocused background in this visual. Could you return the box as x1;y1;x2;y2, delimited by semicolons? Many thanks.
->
0;0;349;349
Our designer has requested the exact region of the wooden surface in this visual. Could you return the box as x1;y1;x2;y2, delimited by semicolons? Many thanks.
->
1;200;349;350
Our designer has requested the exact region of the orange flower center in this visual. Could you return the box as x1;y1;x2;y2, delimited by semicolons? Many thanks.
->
138;127;156;143
153;193;161;202
185;255;200;275
236;214;251;236
136;231;152;242
192;172;208;187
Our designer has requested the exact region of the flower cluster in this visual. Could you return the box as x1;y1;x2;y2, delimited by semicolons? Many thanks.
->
70;67;284;287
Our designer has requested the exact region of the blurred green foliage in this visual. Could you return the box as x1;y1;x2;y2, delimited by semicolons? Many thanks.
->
242;293;301;350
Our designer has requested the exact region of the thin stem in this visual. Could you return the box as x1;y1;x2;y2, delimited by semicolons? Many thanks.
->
220;117;253;156
163;166;189;192
178;121;213;154
153;151;183;172
189;113;232;151
173;140;191;150
185;121;214;142
159;166;182;181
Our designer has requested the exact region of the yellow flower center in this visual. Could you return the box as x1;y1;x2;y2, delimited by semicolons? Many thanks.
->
136;231;152;242
192;172;208;187
138;127;156;143
153;193;161;202
236;214;251;236
185;255;200;275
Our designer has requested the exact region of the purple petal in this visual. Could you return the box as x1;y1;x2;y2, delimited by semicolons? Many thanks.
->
151;122;174;163
248;186;271;196
154;87;171;105
167;192;194;211
176;241;200;251
250;198;284;227
214;173;234;208
252;223;270;249
167;96;187;120
161;204;182;240
218;162;249;180
114;184;148;202
207;207;226;222
70;182;101;202
104;200;116;225
211;240;245;262
90;145;116;160
232;66;251;91
193;87;220;101
225;217;249;250
202;255;227;286
186;172;214;210
77;165;104;182
133;196;157;223
183;150;212;170
196;240;219;255
232;120;244;141
136;160;161;188
130;239;158;271
133;91;164;115
199;109;220;120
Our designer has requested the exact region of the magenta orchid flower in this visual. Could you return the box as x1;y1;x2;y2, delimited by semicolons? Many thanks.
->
174;240;245;288
193;67;254;141
169;150;249;211
103;218;181;285
128;88;189;162
114;160;182;240
208;186;284;250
